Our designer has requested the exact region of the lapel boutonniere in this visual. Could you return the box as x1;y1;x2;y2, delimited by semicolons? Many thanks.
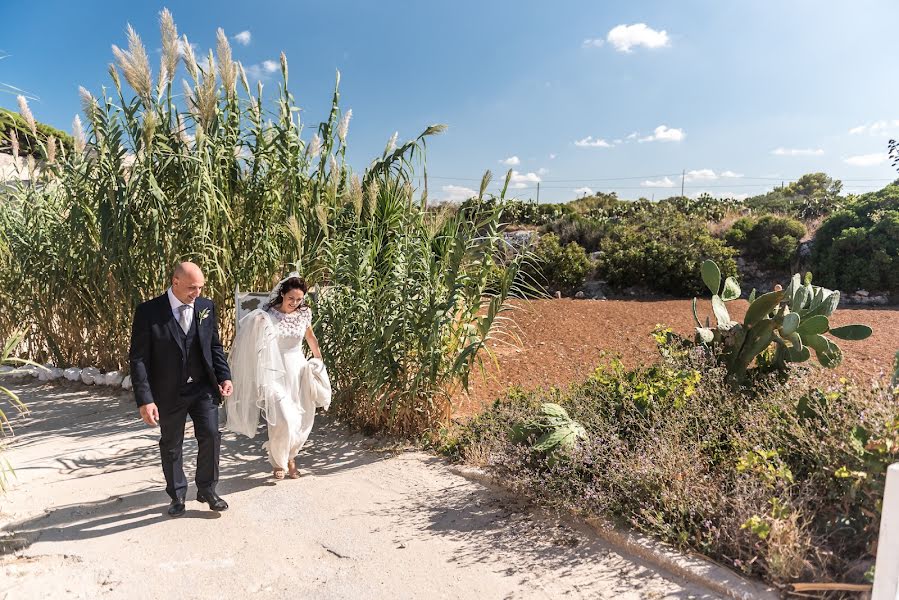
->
197;308;211;325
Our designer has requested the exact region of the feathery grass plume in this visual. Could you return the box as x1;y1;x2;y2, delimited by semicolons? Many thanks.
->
337;108;352;143
26;155;35;175
180;35;198;80
328;155;340;199
365;178;379;216
350;174;363;219
111;24;153;101
78;86;97;120
478;170;492;200
279;51;288;83
386;131;398;154
181;79;198;120
237;62;250;95
107;63;122;94
248;94;261;126
423;124;448;137
9;129;20;169
308;133;322;159
46;136;57;164
72;115;85;155
315;204;328;230
159;8;179;87
215;28;236;98
194;51;219;128
156;64;169;97
141;111;157;149
328;154;338;177
16;95;36;138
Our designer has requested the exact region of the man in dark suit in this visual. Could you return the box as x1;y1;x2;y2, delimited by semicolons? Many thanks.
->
129;262;234;517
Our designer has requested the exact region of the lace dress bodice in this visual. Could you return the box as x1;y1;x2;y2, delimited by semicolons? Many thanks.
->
267;307;312;355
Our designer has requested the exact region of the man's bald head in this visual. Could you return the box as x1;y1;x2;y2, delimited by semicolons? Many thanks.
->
171;261;205;304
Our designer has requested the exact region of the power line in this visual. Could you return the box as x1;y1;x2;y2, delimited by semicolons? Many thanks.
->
422;173;897;184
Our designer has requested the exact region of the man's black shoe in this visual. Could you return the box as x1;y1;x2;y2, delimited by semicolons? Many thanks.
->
168;497;186;517
196;490;228;512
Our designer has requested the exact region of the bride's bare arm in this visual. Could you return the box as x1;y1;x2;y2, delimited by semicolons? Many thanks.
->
305;326;322;359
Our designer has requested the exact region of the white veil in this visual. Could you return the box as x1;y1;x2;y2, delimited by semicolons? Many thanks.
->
224;273;303;438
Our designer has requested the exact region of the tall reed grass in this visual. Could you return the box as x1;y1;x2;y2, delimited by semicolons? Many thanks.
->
0;9;523;434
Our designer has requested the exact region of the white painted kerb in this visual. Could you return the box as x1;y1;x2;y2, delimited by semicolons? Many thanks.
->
873;463;899;600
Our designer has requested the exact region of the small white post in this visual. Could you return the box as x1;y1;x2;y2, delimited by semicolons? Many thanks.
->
873;463;899;600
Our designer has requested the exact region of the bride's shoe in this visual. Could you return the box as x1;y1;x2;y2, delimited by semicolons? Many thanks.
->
287;459;300;479
273;468;286;480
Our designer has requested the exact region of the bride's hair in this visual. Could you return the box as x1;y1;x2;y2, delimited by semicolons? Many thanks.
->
265;276;310;312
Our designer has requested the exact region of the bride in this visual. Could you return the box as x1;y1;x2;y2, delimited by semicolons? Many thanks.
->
225;274;331;479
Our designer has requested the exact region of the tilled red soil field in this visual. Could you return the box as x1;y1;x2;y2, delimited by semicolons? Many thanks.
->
455;299;899;414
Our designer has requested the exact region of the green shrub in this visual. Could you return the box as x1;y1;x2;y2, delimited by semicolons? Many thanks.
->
725;215;805;270
595;211;737;296
444;340;899;585
743;173;844;220
811;184;899;294
543;213;612;251
522;233;590;293
457;196;572;226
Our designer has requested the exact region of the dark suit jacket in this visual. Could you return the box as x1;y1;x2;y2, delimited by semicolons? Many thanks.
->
129;294;232;408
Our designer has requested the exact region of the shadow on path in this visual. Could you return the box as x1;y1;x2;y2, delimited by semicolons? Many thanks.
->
2;382;383;552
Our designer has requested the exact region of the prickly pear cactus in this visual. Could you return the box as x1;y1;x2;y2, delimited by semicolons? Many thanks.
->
692;260;873;382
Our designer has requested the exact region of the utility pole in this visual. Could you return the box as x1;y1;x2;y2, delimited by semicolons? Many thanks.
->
681;169;686;198
536;181;540;203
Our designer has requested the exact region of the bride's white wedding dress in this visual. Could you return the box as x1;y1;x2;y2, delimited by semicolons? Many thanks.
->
225;305;331;471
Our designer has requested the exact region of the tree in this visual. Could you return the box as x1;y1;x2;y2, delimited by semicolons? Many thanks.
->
784;172;842;198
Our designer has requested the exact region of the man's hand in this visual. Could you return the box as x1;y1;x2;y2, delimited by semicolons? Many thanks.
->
219;379;234;397
139;403;159;427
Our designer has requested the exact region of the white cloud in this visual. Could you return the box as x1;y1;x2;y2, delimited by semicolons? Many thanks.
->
771;147;824;156
607;23;670;53
582;38;604;48
439;185;478;203
575;136;612;148
641;176;676;188
500;155;520;166
639;125;685;143
685;169;717;182
844;152;888;167
233;31;252;46
245;59;281;80
509;171;541;189
574;186;594;196
537;167;549;175
549;153;557;160
626;132;639;140
721;170;743;178
848;119;899;136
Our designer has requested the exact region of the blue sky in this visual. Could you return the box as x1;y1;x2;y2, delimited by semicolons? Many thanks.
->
2;0;899;202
